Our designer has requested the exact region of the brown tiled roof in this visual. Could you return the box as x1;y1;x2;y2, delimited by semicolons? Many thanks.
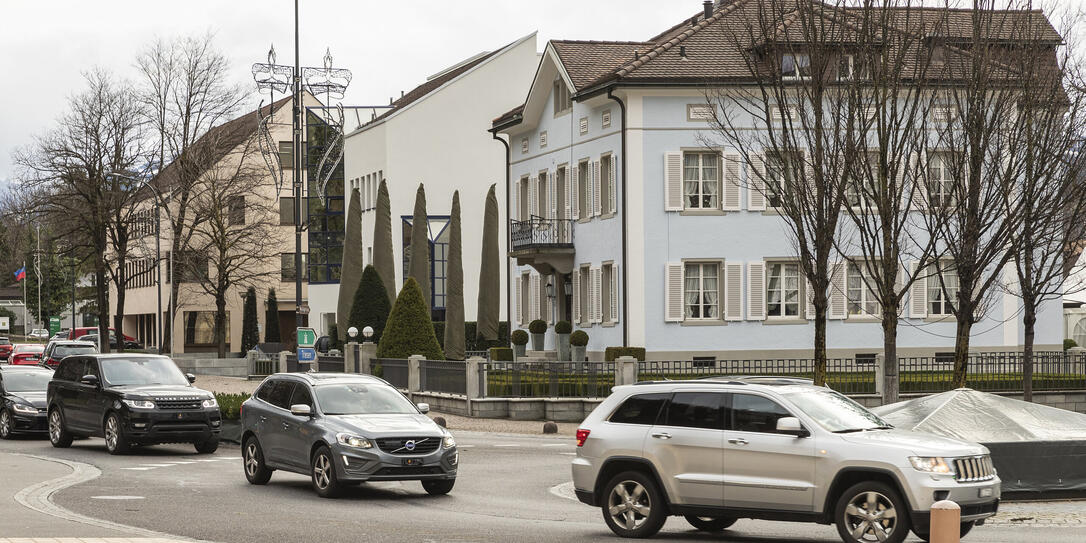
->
551;40;650;91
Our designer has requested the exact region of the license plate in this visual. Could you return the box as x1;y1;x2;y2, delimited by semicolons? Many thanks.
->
402;458;423;466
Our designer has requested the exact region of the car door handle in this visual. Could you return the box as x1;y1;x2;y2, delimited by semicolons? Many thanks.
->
728;438;749;446
651;432;672;440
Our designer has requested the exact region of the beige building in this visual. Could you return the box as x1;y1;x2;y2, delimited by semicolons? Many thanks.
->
111;93;328;353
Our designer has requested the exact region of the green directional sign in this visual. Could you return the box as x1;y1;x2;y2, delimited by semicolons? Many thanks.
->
49;316;61;335
297;327;317;348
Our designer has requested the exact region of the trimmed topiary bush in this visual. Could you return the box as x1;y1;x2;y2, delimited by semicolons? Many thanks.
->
328;324;342;352
1065;338;1078;350
264;289;281;342
555;320;572;334
489;347;514;361
529;319;547;334
377;277;445;360
605;347;646;361
240;286;259;354
348;265;391;344
511;329;529;345
570;330;589;347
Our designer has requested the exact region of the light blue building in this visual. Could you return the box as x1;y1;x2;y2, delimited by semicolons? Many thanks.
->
492;1;1063;360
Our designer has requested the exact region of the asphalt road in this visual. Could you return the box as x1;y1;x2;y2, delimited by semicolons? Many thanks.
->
0;432;1082;543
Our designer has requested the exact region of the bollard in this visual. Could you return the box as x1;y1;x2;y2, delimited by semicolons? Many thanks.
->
542;421;559;434
930;500;961;543
433;416;447;428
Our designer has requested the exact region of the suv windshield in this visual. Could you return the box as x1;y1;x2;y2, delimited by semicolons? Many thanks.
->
54;345;97;357
315;383;418;415
3;371;52;392
100;358;189;386
783;388;891;433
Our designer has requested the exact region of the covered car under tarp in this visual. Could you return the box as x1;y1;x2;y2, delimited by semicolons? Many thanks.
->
872;388;1086;497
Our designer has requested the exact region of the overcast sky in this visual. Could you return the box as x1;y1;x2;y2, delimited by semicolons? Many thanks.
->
1;0;1080;183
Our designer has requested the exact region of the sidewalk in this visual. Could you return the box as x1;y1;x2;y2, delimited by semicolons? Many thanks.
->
197;375;580;436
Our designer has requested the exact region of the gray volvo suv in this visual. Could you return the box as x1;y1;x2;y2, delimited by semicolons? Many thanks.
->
241;373;458;498
572;378;999;542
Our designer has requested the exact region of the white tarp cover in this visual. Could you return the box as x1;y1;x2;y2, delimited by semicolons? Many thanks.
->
872;388;1086;443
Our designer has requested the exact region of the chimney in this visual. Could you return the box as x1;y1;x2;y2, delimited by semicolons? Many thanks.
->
703;1;712;19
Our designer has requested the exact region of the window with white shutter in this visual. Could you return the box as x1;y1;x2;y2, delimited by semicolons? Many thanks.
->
725;262;743;321
530;274;540;321
592;161;602;217
608;155;617;215
602;263;613;323
665;263;684;322
805;274;816;319
747;262;766;320
570;164;579;220
577;160;589;220
665;152;683;211
592;267;603;323
829;263;847;319
579;266;591;326
549;171;557;220
536;172;547;218
572;267;581;324
560;166;571;221
909;261;927;318
748;155;766;211
528;176;538;220
723;153;741;211
611;264;620;323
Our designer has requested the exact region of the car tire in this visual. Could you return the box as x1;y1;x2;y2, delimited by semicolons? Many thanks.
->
311;445;342;498
913;520;976;542
103;413;131;455
835;481;910;543
0;409;13;439
600;470;668;538
243;436;273;485
48;408;73;448
684;515;737;532
194;438;219;454
422;478;455;495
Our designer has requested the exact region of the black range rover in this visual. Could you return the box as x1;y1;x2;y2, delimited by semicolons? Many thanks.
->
47;354;222;454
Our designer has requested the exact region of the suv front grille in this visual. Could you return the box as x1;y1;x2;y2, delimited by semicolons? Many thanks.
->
156;399;203;410
374;437;440;455
954;456;995;482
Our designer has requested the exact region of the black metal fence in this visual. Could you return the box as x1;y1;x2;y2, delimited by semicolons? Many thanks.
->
639;358;876;394
482;361;616;398
898;351;1086;393
250;356;277;377
319;356;345;373
375;358;409;389
420;360;467;395
510;216;575;251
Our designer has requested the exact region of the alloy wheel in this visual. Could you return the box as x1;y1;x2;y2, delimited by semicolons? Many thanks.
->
48;410;61;442
843;490;898;542
0;410;10;438
105;416;118;450
245;443;260;477
607;480;652;531
313;453;331;490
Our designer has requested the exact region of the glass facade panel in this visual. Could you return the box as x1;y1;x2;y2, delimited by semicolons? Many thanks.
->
306;111;345;284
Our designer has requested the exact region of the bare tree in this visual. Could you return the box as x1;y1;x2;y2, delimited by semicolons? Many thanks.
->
14;70;145;352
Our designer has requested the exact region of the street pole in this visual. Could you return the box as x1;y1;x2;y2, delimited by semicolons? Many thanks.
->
293;0;304;336
154;196;163;352
71;258;75;330
36;224;42;333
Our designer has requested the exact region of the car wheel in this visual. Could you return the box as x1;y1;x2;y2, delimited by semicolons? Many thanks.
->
684;515;737;532
194;438;219;454
913;520;976;542
243;437;273;485
48;408;73;448
0;409;13;439
422;478;455;495
311;445;342;498
104;413;131;455
835;481;910;543
600;471;668;538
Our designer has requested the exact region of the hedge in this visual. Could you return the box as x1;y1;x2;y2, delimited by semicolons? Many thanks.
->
605;347;646;361
432;321;510;351
489;347;514;361
215;392;250;421
377;277;444;360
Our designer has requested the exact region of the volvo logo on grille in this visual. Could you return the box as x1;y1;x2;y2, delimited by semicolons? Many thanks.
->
405;440;416;451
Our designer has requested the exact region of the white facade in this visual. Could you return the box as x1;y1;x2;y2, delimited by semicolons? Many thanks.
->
319;33;540;327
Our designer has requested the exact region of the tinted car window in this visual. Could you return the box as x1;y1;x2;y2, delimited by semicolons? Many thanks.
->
83;359;101;379
266;380;296;409
256;380;276;402
663;392;725;430
729;393;794;434
55;358;84;381
609;393;668;425
54;345;98;358
289;383;313;409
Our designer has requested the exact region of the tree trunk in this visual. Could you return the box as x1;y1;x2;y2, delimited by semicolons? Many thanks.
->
214;296;228;359
94;260;110;354
952;318;973;389
813;298;827;386
1022;304;1037;402
882;308;899;404
113;288;126;353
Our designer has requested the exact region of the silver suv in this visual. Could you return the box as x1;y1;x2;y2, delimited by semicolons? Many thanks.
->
572;378;999;542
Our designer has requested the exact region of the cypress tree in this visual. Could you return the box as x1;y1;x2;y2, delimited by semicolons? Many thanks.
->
241;286;259;353
377;277;444;360
408;183;431;310
444;191;465;360
348;265;391;344
336;188;364;342
372;180;396;307
265;289;281;343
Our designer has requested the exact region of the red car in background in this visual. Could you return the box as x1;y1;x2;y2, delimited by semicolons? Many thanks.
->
0;337;13;360
9;344;45;365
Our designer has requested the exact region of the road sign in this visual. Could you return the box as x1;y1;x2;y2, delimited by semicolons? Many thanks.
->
297;347;317;363
49;317;61;335
296;327;317;347
0;317;9;331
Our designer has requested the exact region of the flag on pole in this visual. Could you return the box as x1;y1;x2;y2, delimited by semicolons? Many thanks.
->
14;267;25;282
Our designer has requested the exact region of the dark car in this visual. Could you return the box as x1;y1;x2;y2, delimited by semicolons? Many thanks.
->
0;365;53;438
240;373;458;498
82;331;143;350
47;354;221;454
42;340;99;367
0;337;13;360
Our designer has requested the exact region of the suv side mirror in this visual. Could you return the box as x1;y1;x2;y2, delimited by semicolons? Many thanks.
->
186;373;196;384
80;374;99;387
290;404;313;417
776;417;809;437
416;402;430;414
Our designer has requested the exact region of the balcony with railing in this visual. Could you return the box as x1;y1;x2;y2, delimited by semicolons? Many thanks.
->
509;216;575;274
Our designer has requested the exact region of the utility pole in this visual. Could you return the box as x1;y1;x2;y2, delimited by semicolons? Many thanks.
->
35;224;42;333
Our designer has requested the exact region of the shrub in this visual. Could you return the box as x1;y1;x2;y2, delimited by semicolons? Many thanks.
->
570;330;589;347
240;287;259;353
1066;338;1079;350
377;277;445;360
605;347;646;361
265;289;281;342
529;319;547;334
489;347;514;361
328;323;342;351
468;321;510;352
432;321;445;348
348;265;391;344
555;320;572;334
215;392;251;421
511;329;529;345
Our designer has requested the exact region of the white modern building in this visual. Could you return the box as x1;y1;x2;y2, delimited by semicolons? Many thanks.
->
312;33;540;329
492;1;1065;359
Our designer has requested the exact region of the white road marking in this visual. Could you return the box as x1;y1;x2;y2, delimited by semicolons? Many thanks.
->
217;456;241;460
549;481;578;501
541;443;570;447
494;444;520;448
91;495;146;500
139;464;175;467
120;467;155;471
559;452;576;456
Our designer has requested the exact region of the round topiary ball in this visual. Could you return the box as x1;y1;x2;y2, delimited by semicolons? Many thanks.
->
555;320;572;334
529;319;548;334
511;329;529;345
570;330;589;347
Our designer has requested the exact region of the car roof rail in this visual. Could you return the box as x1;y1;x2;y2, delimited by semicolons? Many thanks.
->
713;375;815;385
632;379;747;386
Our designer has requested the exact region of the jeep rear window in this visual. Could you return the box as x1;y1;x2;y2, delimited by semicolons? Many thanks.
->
608;393;668;425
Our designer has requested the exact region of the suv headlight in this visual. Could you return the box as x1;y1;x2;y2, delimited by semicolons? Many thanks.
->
442;433;456;449
202;398;218;408
909;456;955;475
122;399;155;410
336;433;373;449
12;403;38;415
